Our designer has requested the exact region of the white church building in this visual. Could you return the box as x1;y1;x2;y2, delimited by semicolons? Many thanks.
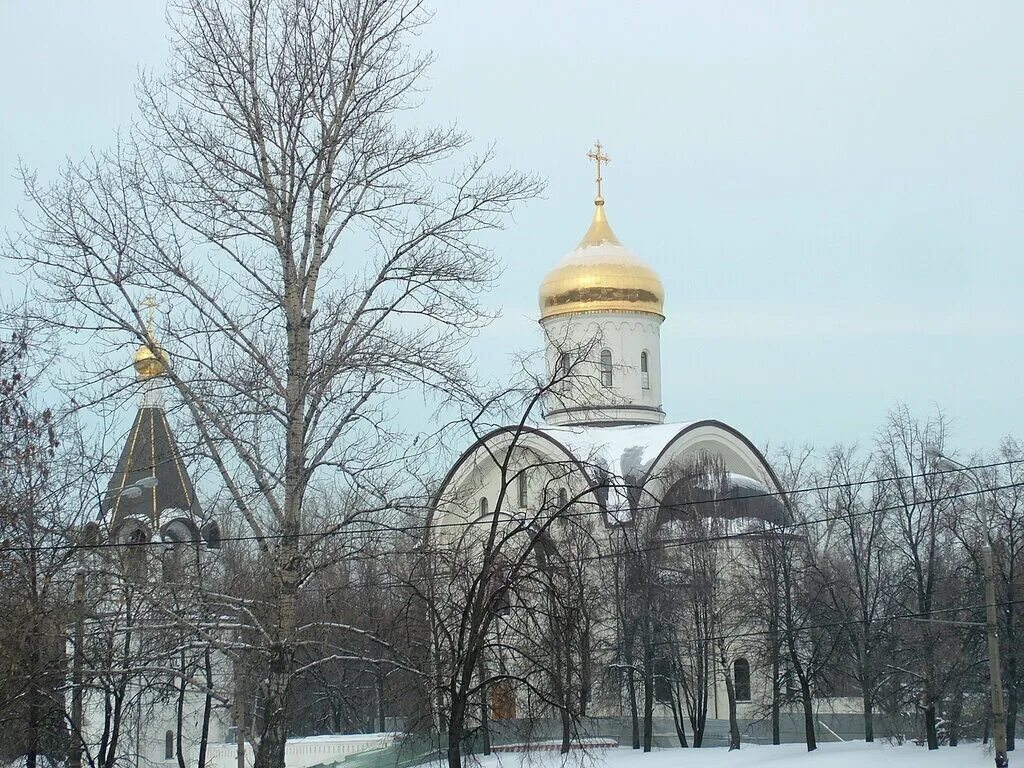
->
427;145;799;735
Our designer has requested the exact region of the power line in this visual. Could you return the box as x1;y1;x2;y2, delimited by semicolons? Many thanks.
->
56;593;1024;655
1;457;1021;558
574;480;1024;565
13;483;1024;611
650;596;1024;650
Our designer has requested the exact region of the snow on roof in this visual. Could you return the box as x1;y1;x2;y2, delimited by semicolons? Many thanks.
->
539;422;693;481
534;422;780;523
537;422;695;520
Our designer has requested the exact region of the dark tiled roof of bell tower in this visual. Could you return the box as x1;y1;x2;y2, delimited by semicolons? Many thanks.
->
103;406;198;531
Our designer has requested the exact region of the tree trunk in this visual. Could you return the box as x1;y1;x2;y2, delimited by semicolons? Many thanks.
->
26;631;40;768
560;704;571;754
771;646;781;745
199;650;213;768
480;686;491;756
800;675;816;752
862;692;874;743
717;643;740;752
1008;649;1018;751
447;698;466;768
642;640;654;752
627;668;640;749
254;559;299;768
669;687;689;747
177;650;188;768
948;688;963;747
924;703;939;751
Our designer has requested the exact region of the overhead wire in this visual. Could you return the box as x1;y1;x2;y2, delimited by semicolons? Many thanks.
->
2;457;1021;557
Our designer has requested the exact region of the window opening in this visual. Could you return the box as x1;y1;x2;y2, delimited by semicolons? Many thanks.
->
600;349;613;387
734;658;752;702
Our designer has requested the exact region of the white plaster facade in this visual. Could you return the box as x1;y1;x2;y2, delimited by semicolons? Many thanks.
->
542;312;665;427
429;188;800;730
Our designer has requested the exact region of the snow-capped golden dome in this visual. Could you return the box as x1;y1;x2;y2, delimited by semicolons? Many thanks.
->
538;198;664;321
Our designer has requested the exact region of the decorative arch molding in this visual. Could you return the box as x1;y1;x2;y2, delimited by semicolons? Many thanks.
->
160;515;200;543
112;516;153;544
640;420;789;512
426;425;603;542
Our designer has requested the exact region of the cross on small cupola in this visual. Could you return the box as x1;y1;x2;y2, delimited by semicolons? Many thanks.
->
142;294;158;338
587;141;610;204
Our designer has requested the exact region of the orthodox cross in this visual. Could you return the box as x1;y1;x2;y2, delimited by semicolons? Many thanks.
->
142;294;158;337
587;141;610;202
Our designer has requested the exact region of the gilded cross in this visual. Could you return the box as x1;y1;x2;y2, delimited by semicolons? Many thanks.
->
587;141;610;202
142;295;158;336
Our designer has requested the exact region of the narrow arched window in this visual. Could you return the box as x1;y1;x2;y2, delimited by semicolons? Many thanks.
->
164;730;174;760
479;497;488;516
556;351;572;392
517;471;528;508
557;487;569;524
600;349;613;387
734;658;751;702
640;351;650;390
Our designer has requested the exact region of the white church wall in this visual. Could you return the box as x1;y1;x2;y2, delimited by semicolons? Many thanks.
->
541;311;664;426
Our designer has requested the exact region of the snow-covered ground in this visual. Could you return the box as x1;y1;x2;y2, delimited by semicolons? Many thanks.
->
437;741;1000;768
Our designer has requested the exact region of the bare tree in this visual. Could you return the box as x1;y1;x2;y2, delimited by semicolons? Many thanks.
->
810;444;896;742
991;438;1024;750
12;2;539;767
876;405;961;750
0;326;77;768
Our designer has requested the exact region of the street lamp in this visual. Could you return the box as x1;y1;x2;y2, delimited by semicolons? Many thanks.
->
927;447;1008;768
111;475;159;500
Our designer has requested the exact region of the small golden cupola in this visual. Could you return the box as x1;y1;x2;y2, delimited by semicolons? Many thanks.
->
538;142;664;321
133;296;170;380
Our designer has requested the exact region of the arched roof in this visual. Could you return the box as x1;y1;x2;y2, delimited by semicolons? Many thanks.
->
427;424;599;534
429;419;788;530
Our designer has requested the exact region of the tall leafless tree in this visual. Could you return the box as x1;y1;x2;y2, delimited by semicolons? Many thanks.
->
11;2;539;767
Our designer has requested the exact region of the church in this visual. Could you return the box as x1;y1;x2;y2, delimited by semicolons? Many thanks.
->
427;144;794;740
75;312;234;768
80;146;821;760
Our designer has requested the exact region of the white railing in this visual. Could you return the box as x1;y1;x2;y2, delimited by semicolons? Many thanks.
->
207;733;396;768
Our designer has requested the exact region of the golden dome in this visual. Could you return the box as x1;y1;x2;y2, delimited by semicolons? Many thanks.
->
133;340;169;380
538;200;664;321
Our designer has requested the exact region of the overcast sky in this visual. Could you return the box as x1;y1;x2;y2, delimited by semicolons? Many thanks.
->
1;1;1022;454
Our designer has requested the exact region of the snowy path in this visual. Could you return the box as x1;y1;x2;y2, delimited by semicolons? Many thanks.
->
437;742;1000;768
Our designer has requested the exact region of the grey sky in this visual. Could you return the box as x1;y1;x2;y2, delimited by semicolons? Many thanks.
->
2;1;1022;454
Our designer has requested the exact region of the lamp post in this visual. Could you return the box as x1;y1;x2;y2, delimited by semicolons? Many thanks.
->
927;447;1008;768
114;475;159;499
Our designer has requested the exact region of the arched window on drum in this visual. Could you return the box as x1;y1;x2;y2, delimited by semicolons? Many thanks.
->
600;349;613;387
640;351;650;390
558;351;571;390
